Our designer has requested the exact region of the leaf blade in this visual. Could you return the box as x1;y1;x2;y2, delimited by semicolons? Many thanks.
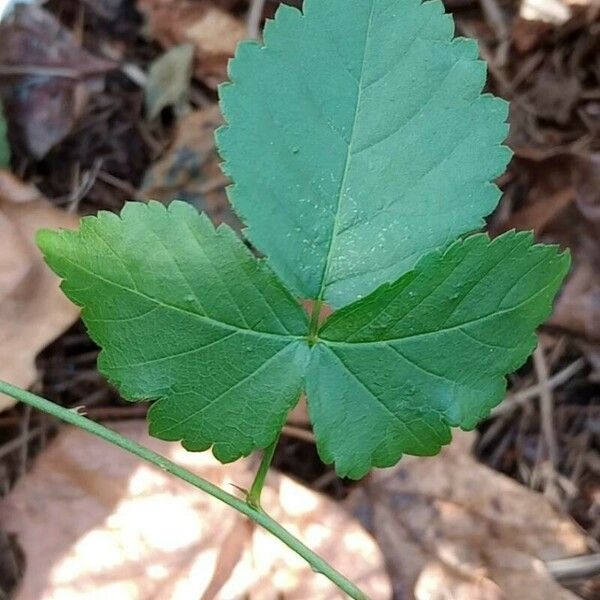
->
37;201;310;461
218;0;511;307
307;232;570;478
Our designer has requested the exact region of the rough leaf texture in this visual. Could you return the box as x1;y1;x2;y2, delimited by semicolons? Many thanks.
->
308;232;569;478
218;0;511;307
37;202;310;462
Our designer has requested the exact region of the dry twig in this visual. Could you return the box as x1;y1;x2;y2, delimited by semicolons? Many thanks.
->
247;0;267;39
493;358;586;416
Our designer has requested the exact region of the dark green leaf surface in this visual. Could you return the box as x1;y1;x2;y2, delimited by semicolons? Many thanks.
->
218;0;511;307
307;232;570;478
37;201;310;462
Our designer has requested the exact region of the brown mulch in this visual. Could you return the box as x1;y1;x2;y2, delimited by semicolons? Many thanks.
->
0;1;599;599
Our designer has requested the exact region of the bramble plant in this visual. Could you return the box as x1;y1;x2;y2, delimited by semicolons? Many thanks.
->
0;0;570;598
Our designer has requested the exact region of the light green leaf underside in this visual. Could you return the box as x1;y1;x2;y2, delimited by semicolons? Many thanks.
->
307;232;570;479
218;0;511;308
37;201;310;462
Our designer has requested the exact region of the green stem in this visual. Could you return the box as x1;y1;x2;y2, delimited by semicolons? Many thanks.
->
0;381;369;600
246;432;280;509
308;299;323;346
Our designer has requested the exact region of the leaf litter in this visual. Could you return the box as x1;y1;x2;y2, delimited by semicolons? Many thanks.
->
2;421;391;599
347;431;588;600
136;0;246;88
0;4;115;158
138;105;240;230
0;172;80;413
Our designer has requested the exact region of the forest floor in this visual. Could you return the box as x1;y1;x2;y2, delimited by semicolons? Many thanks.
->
0;0;598;598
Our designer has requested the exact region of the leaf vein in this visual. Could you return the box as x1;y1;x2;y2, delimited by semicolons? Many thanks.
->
152;344;293;436
57;253;299;341
110;331;238;370
324;275;560;347
353;57;468;156
316;0;376;300
327;346;433;454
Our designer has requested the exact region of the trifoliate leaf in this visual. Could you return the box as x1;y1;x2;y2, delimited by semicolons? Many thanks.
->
37;201;310;462
218;0;511;307
306;232;570;479
36;0;569;480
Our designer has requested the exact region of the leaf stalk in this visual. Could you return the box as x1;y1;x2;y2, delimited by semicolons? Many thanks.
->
246;432;280;509
308;299;323;347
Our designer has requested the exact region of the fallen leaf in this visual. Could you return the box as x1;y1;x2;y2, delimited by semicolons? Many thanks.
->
347;432;588;600
145;44;195;120
138;105;239;229
137;0;246;88
0;5;115;158
1;421;391;599
551;257;600;342
0;171;80;411
501;188;575;234
548;156;600;341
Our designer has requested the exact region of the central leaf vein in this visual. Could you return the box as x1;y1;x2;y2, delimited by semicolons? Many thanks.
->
316;0;376;301
323;274;563;346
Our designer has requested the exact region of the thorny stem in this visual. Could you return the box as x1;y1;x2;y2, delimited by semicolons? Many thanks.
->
246;432;280;509
308;299;323;347
0;381;370;600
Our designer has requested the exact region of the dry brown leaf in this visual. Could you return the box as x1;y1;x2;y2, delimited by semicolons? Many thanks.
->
139;106;240;230
501;188;575;234
346;432;588;600
551;258;600;342
137;0;246;88
549;155;600;341
0;5;115;158
2;421;391;599
0;171;80;412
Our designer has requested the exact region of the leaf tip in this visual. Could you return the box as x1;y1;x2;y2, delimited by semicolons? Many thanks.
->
35;227;60;254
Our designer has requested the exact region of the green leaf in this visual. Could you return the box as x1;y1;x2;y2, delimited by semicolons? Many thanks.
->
218;0;511;307
0;102;10;168
37;201;310;462
307;232;570;479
